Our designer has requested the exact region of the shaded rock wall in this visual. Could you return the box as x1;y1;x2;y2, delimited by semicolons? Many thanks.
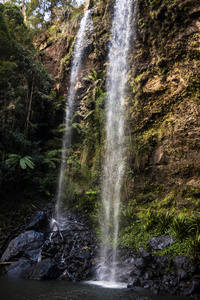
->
126;0;200;210
35;0;200;210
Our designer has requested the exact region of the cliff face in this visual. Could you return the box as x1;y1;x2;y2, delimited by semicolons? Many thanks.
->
36;0;200;213
127;0;200;212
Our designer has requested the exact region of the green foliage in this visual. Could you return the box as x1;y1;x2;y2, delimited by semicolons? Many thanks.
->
0;3;61;201
171;215;195;241
42;149;62;169
3;3;33;48
145;209;159;231
189;216;200;235
120;200;138;227
158;211;173;234
79;189;98;213
188;232;200;260
119;210;199;259
148;0;163;8
5;154;35;170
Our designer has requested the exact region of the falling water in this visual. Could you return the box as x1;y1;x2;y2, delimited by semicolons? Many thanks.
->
55;8;94;228
99;0;134;283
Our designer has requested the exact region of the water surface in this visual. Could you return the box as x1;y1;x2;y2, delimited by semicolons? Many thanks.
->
0;276;187;300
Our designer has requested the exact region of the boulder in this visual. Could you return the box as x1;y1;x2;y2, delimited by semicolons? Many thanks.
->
138;247;151;260
127;275;140;288
21;258;60;280
6;259;31;277
136;298;152;300
181;275;200;296
134;258;147;269
173;255;196;280
147;235;173;251
1;231;44;262
25;211;50;232
154;255;171;268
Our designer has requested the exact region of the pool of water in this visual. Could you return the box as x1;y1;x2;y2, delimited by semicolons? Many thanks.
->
0;276;186;300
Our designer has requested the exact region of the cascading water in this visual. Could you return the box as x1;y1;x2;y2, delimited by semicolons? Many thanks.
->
55;8;94;230
98;0;134;284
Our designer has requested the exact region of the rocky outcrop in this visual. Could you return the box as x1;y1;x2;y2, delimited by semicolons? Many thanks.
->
1;212;200;298
21;258;60;280
147;235;173;251
125;246;200;297
1;210;97;281
1;231;44;262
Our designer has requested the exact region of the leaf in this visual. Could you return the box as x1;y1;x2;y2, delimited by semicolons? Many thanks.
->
84;110;94;120
45;190;51;196
20;158;27;169
19;156;35;170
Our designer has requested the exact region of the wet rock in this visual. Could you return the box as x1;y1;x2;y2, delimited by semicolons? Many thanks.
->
127;276;140;288
59;268;73;281
6;259;31;277
21;258;60;280
138;247;151;260
173;255;196;280
141;279;159;294
1;231;44;262
134;258;146;269
26;211;50;232
147;235;173;251
135;298;152;300
181;275;200;296
154;255;171;268
153;146;167;165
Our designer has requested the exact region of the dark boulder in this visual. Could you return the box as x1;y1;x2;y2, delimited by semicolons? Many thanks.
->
181;275;200;296
134;258;147;269
26;211;50;232
21;258;60;280
140;279;159;294
127;275;140;288
147;235;173;251
173;255;196;280
154;255;171;269
6;259;31;277
135;298;152;300
138;247;151;260
1;231;44;262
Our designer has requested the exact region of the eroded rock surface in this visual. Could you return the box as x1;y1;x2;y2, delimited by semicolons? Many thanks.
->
1;231;44;262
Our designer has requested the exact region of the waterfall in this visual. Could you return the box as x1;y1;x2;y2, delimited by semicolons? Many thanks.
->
55;8;94;229
99;0;134;283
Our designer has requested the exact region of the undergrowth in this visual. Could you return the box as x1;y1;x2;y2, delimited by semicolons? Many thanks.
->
118;209;200;260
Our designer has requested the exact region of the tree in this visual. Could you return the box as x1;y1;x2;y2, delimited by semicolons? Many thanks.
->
0;3;61;200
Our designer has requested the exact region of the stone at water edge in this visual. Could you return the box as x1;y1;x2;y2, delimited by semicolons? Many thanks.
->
21;258;60;280
6;259;31;277
1;230;44;262
135;297;152;300
172;255;196;280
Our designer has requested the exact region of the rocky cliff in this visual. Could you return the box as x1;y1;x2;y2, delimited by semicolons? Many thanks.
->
35;0;200;213
127;0;200;213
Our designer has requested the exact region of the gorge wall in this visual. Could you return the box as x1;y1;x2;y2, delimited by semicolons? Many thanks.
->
36;0;200;214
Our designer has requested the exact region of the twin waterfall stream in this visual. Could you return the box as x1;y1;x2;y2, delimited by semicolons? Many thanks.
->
99;0;134;285
55;8;93;229
56;0;134;286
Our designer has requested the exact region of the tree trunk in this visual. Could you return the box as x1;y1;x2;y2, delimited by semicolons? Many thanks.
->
21;0;27;23
50;1;53;25
24;77;34;141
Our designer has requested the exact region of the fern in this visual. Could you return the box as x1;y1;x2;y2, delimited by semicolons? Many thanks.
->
6;154;35;170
